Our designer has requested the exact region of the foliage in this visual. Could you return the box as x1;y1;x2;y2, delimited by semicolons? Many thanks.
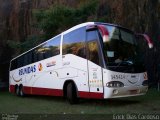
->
7;35;43;53
33;0;99;40
6;0;100;54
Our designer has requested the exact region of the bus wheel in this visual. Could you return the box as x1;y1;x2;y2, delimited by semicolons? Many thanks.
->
15;86;20;96
19;85;25;97
67;82;78;104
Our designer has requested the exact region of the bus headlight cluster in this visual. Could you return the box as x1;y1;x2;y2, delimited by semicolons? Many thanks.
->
142;80;148;86
106;81;124;88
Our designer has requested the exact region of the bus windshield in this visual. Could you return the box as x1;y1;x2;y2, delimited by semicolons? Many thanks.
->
102;25;145;73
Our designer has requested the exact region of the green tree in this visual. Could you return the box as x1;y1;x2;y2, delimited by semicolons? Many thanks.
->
7;0;99;54
33;0;99;40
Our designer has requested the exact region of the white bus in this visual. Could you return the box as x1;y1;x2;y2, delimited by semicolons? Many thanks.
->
9;22;151;104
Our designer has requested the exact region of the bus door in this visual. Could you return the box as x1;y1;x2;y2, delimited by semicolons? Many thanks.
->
86;29;104;98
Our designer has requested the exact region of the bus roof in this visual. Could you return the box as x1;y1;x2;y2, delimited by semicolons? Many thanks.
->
11;22;94;61
10;22;133;61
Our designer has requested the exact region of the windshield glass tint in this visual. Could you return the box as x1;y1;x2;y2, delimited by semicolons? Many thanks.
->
104;26;136;63
100;25;148;73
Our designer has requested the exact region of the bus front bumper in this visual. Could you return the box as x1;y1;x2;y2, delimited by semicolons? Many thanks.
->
104;86;148;99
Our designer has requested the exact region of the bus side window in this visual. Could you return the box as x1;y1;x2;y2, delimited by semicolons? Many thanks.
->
63;27;86;59
17;56;23;68
33;49;39;63
28;51;33;64
11;59;17;70
87;30;100;65
43;35;61;59
24;54;28;66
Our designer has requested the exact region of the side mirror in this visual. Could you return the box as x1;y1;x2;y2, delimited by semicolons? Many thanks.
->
97;25;109;42
136;34;153;49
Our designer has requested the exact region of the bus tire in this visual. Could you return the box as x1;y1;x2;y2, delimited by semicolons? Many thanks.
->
15;85;20;96
19;85;25;97
67;82;78;104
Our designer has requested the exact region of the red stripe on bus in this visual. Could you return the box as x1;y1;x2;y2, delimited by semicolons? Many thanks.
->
23;86;30;94
9;85;15;93
24;86;63;96
10;85;103;99
10;85;63;96
78;91;103;99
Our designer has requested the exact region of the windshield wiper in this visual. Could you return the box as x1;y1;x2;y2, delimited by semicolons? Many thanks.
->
114;60;133;70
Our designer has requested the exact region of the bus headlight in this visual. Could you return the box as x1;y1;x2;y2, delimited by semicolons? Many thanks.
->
106;81;124;88
142;80;148;86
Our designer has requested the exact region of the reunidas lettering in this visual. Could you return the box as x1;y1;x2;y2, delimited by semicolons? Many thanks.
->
19;65;36;75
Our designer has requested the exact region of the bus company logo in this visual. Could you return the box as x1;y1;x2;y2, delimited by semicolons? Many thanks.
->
126;74;139;84
38;63;43;71
19;65;36;76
